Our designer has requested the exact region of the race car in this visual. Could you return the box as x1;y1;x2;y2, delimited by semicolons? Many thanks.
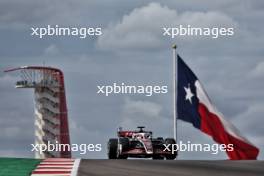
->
107;126;177;160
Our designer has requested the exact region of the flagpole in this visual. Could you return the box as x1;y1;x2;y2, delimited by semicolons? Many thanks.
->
172;44;177;142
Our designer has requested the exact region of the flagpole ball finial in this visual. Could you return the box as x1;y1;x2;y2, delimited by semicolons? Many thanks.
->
172;44;177;49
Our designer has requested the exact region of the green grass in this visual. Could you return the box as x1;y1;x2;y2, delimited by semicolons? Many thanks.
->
0;158;41;176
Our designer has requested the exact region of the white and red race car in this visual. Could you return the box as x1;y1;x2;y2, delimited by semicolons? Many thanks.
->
107;126;177;160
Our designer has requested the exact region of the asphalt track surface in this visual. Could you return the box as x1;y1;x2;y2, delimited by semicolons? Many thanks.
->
78;160;264;176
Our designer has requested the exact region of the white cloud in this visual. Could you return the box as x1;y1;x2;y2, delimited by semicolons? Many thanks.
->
249;61;264;78
120;97;163;128
0;74;19;91
0;74;18;83
123;97;162;117
1;1;263;160
0;150;31;158
2;127;21;138
233;103;264;135
97;2;237;52
44;44;60;56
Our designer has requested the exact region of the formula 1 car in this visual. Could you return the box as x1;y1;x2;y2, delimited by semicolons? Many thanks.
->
107;126;177;160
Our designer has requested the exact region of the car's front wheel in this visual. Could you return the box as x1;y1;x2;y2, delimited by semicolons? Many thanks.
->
108;138;118;159
117;138;129;159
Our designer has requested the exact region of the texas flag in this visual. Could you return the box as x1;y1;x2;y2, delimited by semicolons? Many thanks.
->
177;55;259;160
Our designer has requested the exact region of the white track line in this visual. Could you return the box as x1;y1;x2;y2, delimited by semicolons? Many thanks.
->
31;158;80;176
71;159;81;176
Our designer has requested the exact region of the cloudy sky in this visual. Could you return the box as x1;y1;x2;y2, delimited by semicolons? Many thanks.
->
0;0;263;159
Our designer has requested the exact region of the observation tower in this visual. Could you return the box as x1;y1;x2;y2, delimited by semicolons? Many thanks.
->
5;66;71;158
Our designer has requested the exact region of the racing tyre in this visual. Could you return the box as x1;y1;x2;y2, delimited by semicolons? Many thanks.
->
117;138;129;159
152;155;164;160
119;137;130;151
108;138;118;159
165;138;177;160
118;154;128;159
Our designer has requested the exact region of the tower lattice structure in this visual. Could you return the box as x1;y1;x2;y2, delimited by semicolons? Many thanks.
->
5;66;71;158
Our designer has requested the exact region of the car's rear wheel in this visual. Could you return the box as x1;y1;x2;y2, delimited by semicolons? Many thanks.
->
108;138;118;159
165;138;177;160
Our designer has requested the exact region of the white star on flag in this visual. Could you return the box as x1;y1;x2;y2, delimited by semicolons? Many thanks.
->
184;84;194;104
